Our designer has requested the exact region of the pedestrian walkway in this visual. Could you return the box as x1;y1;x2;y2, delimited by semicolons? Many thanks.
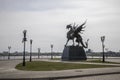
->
0;59;120;80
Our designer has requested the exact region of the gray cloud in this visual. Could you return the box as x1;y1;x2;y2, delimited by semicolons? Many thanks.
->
0;0;80;11
0;0;120;52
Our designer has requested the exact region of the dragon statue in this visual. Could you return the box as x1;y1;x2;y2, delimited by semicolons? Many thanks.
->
65;21;89;48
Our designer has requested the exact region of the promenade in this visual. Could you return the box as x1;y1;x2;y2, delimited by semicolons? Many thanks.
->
0;59;120;80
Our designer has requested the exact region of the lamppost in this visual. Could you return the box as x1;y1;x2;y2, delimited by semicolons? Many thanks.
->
22;30;27;66
38;48;40;59
8;46;11;60
30;39;33;62
50;44;53;59
101;36;105;62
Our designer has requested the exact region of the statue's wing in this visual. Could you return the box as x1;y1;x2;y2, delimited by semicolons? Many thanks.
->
74;20;87;34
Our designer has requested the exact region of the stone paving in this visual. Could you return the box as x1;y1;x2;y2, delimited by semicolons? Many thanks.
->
0;59;120;80
58;74;120;80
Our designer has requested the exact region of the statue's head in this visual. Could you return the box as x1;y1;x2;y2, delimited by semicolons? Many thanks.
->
66;24;72;29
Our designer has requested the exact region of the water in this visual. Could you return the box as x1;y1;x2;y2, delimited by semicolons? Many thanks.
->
0;56;120;63
0;55;61;60
1;55;120;60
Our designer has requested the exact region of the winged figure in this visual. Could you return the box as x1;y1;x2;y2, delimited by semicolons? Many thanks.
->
65;21;89;48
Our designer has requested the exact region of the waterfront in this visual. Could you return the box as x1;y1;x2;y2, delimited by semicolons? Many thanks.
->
0;55;120;63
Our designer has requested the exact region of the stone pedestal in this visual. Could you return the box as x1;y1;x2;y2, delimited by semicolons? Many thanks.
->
61;46;87;61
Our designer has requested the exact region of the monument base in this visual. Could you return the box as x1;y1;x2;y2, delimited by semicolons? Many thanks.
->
61;46;87;61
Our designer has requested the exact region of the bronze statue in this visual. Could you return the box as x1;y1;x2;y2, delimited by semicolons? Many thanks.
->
65;21;89;48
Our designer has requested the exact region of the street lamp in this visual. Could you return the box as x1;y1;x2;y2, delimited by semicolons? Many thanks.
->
22;30;27;66
101;36;105;62
50;44;53;59
30;39;33;62
8;46;11;60
38;48;40;59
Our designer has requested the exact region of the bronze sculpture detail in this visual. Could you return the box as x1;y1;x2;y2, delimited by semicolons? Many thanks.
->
65;21;89;48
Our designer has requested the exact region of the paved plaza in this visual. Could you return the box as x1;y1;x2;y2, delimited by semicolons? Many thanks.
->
0;59;120;80
58;74;120;80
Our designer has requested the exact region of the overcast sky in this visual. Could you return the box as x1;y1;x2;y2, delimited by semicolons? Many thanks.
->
0;0;120;53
